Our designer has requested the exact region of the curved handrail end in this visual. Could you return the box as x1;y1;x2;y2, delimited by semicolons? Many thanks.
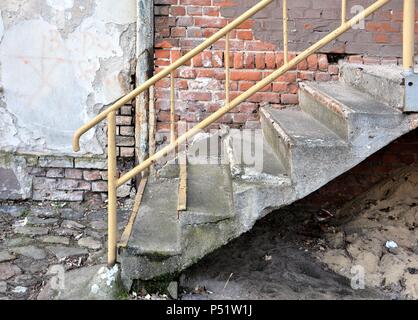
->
72;133;81;152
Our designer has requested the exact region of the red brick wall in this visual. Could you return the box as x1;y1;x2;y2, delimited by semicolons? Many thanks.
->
154;0;339;142
153;0;417;142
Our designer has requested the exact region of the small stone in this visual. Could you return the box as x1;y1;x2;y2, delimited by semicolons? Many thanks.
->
326;231;345;249
60;208;84;220
0;205;28;218
117;184;130;198
61;220;86;230
78;237;102;250
11;274;38;287
5;237;33;247
90;220;107;231
0;282;6;293
0;263;22;281
12;286;27;294
15;258;49;274
54;228;80;237
12;246;47;260
14;226;49;236
0;251;16;263
41;236;70;245
31;207;57;218
46;246;88;259
27;216;59;225
167;281;178;299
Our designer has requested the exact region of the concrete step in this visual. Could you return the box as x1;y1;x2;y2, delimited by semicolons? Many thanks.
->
126;179;182;257
340;63;406;111
260;106;348;193
299;81;403;141
180;164;234;225
158;131;228;178
223;128;288;181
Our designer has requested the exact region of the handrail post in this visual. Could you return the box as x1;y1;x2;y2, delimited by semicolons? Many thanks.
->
341;0;347;25
170;71;176;143
403;0;417;112
107;111;118;267
403;0;415;73
283;0;289;64
225;33;231;104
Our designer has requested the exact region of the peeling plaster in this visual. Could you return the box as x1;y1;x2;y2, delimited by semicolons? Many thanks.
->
95;0;136;25
46;0;74;11
0;153;32;200
0;1;136;155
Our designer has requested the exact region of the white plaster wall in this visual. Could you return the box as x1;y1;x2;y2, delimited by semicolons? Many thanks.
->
0;0;136;155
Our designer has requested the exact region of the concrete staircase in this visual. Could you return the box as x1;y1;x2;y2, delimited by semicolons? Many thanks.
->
119;63;418;288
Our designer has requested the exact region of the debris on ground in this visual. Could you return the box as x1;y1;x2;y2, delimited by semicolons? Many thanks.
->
317;165;418;299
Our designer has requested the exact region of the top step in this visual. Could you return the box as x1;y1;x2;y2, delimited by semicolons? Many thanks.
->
299;81;403;141
340;63;406;111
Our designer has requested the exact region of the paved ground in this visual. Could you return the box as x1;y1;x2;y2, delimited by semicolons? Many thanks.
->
0;200;131;300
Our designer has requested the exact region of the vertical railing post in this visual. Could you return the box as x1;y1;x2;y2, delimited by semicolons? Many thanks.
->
403;0;417;112
170;71;176;143
225;33;231;104
341;0;347;25
107;111;118;267
403;0;416;73
283;0;289;64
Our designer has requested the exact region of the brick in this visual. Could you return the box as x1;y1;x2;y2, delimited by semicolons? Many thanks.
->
281;94;298;105
120;147;135;157
75;158;107;170
39;156;73;168
83;170;102;181
318;54;329;71
116;116;132;126
230;70;262;81
119;126;135;136
92;181;108;193
65;169;83;180
46;168;64;178
307;55;318;71
265;52;276;69
315;72;332;82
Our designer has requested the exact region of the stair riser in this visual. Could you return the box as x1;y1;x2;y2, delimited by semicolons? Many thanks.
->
299;88;349;140
260;110;292;176
261;107;350;194
340;64;405;111
290;145;350;196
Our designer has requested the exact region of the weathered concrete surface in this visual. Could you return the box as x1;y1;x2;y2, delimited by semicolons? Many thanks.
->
0;0;136;155
0;153;32;200
340;63;406;111
38;264;120;300
121;63;418;285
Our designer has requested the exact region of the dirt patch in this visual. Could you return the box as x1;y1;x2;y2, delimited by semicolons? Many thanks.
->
179;206;388;300
316;164;418;299
180;165;418;300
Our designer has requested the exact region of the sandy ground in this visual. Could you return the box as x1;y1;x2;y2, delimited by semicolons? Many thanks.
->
179;165;418;300
317;164;418;299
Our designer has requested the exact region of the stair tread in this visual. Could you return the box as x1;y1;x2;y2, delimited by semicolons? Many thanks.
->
263;106;346;147
227;129;287;178
304;81;401;115
184;164;234;219
128;179;182;256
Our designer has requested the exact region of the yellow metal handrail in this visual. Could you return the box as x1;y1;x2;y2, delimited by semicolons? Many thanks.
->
72;0;415;266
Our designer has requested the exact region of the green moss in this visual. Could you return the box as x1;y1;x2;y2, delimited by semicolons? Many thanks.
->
0;152;14;166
